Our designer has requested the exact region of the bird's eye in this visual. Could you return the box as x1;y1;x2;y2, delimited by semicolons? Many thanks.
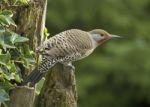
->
101;34;104;36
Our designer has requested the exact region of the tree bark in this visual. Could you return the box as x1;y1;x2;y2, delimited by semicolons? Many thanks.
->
1;0;47;107
9;86;35;107
37;63;78;107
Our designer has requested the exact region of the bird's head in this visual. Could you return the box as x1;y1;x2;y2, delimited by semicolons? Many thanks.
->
89;29;121;45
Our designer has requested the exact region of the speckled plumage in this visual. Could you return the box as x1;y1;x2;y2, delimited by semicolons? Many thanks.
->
23;29;115;86
37;29;93;59
36;29;96;71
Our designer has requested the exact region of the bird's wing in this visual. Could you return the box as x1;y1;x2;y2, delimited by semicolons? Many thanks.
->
36;29;93;58
35;36;56;54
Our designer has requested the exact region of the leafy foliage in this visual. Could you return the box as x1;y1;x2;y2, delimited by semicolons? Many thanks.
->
0;88;9;107
0;10;35;106
2;0;29;5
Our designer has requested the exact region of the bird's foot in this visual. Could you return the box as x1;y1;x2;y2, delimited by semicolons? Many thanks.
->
63;62;75;71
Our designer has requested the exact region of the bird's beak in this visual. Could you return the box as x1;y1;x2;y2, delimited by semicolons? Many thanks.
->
109;34;121;38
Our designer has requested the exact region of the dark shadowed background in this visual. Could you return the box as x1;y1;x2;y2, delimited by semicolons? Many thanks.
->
46;0;150;107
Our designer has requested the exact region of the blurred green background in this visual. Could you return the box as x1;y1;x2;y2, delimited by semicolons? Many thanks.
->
46;0;150;107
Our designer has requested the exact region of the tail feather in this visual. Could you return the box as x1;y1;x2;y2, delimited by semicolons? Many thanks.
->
23;57;56;87
23;68;45;87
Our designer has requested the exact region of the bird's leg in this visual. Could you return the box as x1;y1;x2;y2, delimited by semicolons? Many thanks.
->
63;62;75;71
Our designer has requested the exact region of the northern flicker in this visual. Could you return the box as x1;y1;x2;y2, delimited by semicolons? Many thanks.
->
23;29;120;86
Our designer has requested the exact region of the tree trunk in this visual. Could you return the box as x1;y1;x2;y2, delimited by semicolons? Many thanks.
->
36;63;78;107
9;86;35;107
1;0;47;107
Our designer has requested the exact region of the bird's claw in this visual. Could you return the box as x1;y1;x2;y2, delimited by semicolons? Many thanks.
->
63;62;75;71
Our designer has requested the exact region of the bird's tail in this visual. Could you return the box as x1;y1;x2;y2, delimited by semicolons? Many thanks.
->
22;56;57;87
22;68;45;87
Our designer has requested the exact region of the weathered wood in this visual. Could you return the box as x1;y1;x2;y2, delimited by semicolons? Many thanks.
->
14;0;47;51
37;63;78;107
0;0;47;50
1;0;47;107
9;86;35;107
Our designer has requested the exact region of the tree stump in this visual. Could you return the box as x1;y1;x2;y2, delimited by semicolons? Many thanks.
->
37;63;77;107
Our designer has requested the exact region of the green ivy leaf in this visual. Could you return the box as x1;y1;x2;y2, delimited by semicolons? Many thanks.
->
20;45;35;68
11;33;29;43
0;31;29;50
14;36;29;43
9;62;17;73
0;15;9;26
6;17;16;27
0;68;3;73
0;32;16;50
0;53;11;66
3;72;15;81
0;80;14;90
17;0;29;5
0;25;5;32
0;10;13;18
0;15;16;27
14;74;21;83
0;88;9;103
43;27;50;40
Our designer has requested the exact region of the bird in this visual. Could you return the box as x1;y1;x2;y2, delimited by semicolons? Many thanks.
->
23;29;120;86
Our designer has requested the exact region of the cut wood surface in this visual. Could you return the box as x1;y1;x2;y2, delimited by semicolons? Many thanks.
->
9;86;35;107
